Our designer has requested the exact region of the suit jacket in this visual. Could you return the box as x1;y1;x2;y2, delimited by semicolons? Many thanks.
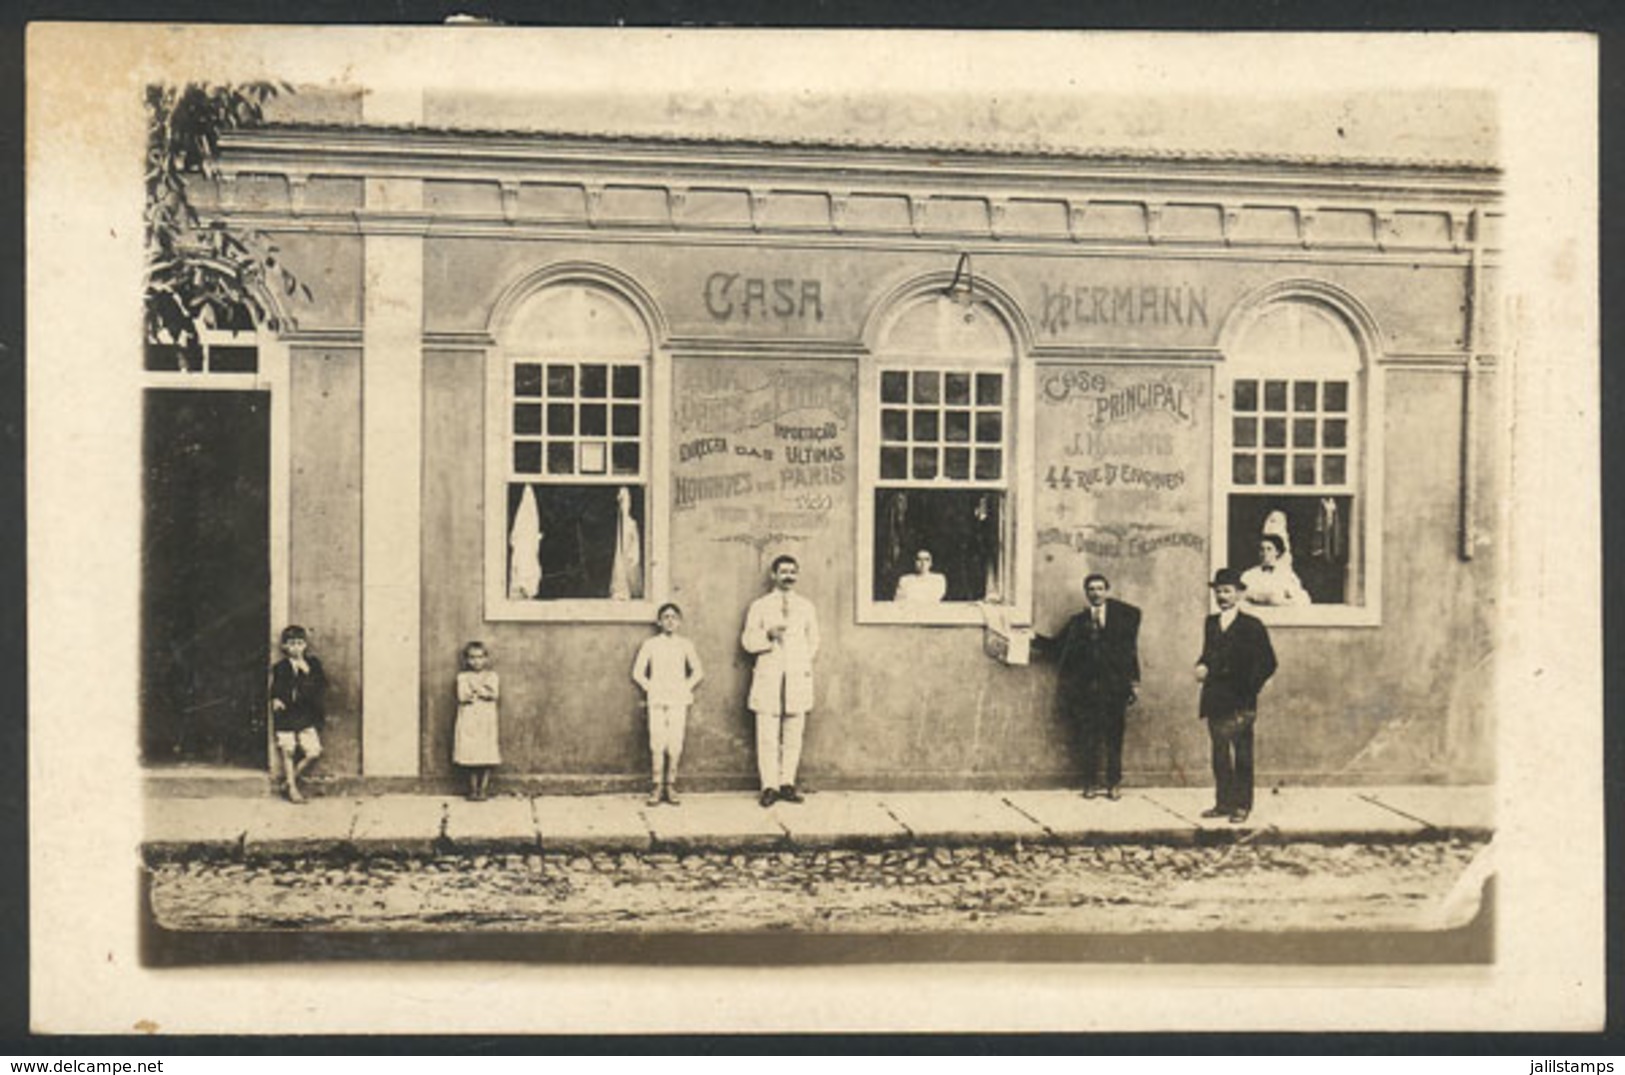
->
269;655;328;732
1197;611;1277;719
1048;598;1142;711
741;589;820;715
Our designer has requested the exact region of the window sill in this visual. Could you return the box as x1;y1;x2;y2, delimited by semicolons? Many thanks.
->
485;598;660;624
857;602;1009;628
1241;603;1380;628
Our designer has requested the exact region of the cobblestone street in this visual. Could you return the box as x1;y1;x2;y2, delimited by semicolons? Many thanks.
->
147;837;1485;934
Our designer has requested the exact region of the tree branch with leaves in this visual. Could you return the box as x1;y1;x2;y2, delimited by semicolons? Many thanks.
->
144;81;311;370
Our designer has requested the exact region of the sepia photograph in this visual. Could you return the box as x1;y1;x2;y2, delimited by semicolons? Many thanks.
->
25;25;1601;1034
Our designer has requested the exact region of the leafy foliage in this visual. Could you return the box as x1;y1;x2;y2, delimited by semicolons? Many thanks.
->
144;81;310;370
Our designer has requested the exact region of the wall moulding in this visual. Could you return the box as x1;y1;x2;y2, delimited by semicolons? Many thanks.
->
1026;344;1223;364
213;161;1499;261
278;328;364;346
218;206;1489;273
662;336;865;360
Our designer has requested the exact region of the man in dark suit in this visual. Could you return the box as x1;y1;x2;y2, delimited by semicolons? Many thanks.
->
1195;567;1278;824
1044;572;1141;800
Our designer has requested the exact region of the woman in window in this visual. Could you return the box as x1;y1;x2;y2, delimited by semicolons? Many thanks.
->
1241;533;1310;607
894;548;947;604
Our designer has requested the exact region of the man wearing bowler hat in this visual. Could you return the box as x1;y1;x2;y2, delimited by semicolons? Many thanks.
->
1194;567;1278;823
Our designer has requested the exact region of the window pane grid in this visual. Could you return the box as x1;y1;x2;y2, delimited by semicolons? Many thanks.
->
512;359;645;482
1230;377;1352;490
879;367;1007;487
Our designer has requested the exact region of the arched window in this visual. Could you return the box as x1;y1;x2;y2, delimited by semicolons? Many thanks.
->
859;284;1029;624
487;277;666;621
1218;294;1379;624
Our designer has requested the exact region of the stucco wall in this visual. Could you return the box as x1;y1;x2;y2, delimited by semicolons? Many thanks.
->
422;237;1471;359
405;330;1498;790
288;346;363;775
282;229;1498;787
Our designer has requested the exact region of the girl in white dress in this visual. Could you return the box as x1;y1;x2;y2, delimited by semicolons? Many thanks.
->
454;641;501;800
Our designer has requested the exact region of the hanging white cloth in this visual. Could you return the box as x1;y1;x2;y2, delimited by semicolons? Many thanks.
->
609;485;643;600
1312;496;1347;565
976;495;1000;601
508;484;543;599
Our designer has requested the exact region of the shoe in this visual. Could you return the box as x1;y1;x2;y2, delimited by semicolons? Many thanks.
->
645;787;663;807
1105;786;1122;801
778;784;804;804
664;785;681;806
758;788;779;808
1229;809;1251;824
1082;786;1100;799
1199;807;1226;819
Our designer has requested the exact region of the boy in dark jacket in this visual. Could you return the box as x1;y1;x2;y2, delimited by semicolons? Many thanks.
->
1194;568;1277;823
269;625;328;804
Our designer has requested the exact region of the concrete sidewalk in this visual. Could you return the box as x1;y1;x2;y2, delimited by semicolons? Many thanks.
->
143;785;1494;859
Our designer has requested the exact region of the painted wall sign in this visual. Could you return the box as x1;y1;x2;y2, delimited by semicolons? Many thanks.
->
1043;462;1188;493
703;273;826;323
672;359;854;548
1033;363;1211;637
1042;369;1194;424
1037;282;1209;337
1037;523;1206;558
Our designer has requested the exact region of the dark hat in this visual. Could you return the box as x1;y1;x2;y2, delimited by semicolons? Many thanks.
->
1210;567;1246;589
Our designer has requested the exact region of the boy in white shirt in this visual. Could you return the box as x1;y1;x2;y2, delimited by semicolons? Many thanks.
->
632;603;705;805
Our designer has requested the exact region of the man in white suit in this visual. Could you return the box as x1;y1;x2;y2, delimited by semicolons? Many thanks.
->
741;554;820;806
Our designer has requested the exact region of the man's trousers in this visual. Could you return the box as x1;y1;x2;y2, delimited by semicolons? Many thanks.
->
755;709;806;790
1205;709;1256;812
1075;701;1128;789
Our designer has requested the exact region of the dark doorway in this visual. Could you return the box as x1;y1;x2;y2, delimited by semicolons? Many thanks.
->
141;389;270;766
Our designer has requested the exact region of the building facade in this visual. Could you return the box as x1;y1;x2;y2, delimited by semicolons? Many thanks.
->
141;103;1503;791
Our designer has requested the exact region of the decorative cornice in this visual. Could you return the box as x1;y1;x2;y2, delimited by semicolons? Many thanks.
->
232;122;1500;175
219;126;1502;207
220;208;1487;267
1066;200;1088;242
1374;210;1397;251
286;173;308;215
829;192;849;233
1296;207;1317;249
1144;202;1164;246
1449;211;1471;251
988;198;1008;240
908;195;928;237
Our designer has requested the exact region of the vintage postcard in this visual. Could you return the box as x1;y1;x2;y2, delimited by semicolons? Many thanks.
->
25;26;1601;1032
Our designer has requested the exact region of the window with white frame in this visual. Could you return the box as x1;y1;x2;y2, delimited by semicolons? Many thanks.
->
861;291;1021;622
145;328;260;374
490;282;659;618
1220;299;1371;619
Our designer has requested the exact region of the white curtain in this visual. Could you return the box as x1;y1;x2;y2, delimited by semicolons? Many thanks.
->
609;485;643;600
508;484;543;599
